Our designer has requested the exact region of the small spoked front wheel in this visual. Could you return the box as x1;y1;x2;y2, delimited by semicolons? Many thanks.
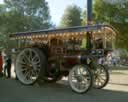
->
93;64;109;89
68;65;93;94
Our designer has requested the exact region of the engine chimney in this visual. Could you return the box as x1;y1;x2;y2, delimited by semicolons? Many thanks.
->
87;0;93;25
86;0;93;50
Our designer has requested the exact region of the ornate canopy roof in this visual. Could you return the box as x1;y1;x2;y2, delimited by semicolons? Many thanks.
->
9;24;117;41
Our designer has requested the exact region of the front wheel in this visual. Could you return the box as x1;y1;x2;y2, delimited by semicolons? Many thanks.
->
93;64;109;89
68;65;93;94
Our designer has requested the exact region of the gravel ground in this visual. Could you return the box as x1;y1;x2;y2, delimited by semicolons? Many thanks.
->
0;71;128;102
1;64;128;102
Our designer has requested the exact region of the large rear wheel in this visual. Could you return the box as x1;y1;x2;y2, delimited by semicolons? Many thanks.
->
15;48;46;85
68;65;93;94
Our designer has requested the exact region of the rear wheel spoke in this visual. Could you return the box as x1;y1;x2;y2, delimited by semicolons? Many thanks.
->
16;48;42;85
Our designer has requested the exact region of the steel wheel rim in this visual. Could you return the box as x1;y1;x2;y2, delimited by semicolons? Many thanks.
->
69;65;91;93
93;65;107;88
16;48;41;85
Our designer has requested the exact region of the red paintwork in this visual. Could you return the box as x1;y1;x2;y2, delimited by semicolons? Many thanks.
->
63;56;80;68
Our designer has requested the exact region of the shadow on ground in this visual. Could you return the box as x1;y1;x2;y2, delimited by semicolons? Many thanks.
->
109;82;128;86
0;78;128;102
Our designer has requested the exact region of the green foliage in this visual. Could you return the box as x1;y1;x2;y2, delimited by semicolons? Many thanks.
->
60;5;82;27
3;0;52;32
0;34;7;50
81;10;87;26
94;0;128;50
81;38;87;49
0;0;52;51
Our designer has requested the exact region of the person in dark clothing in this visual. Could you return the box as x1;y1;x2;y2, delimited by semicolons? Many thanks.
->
4;56;12;78
0;52;3;77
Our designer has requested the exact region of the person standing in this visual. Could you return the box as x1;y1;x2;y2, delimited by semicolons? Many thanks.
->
4;55;12;78
0;52;3;76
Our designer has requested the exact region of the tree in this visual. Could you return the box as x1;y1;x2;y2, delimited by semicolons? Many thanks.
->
60;5;82;27
81;10;87;26
3;0;52;32
94;0;128;50
0;0;52;50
